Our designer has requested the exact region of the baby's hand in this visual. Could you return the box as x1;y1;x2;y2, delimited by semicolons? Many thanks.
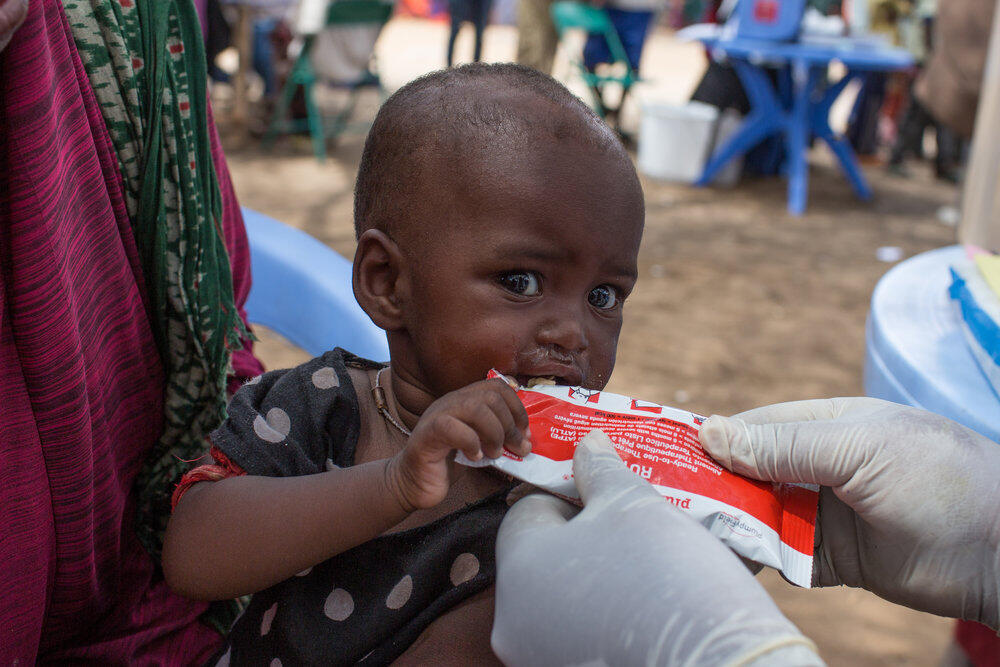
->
386;378;531;512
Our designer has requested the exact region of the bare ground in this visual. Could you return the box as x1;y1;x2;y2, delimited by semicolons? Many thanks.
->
216;19;964;665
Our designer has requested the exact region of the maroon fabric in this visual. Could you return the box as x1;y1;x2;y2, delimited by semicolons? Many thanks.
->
956;620;1000;667
0;0;259;662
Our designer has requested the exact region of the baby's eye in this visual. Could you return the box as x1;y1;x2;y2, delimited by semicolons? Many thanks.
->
498;271;541;296
588;285;618;310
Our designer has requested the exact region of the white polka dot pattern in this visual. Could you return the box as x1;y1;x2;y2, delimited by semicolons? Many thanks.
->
324;588;355;621
311;367;340;389
386;575;413;610
211;351;509;661
449;553;480;586
261;602;277;636
253;407;291;443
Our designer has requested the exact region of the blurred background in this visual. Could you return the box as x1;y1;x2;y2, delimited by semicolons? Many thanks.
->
204;0;998;663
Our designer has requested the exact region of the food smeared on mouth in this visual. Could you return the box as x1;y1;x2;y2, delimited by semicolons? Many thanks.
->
497;373;562;389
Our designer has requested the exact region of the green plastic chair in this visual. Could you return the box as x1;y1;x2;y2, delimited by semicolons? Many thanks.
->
550;1;638;132
265;0;394;162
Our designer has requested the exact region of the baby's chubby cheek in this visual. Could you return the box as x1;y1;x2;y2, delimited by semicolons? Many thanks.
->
583;351;617;390
586;370;609;390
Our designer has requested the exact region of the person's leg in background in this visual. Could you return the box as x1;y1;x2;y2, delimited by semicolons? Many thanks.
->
605;7;653;72
888;92;930;173
516;0;557;73
204;0;231;83
471;0;492;62
934;121;961;182
582;27;611;69
580;28;610;118
252;17;280;98
846;72;887;158
447;0;464;66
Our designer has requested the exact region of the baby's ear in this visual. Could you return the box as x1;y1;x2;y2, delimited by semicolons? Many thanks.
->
353;229;406;331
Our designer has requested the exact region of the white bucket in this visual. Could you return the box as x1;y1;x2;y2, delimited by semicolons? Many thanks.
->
638;101;743;186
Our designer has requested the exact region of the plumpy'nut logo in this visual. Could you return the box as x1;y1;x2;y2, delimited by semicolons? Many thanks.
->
717;512;763;540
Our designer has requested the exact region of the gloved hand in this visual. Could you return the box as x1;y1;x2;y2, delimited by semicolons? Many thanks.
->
699;398;1000;630
492;430;823;667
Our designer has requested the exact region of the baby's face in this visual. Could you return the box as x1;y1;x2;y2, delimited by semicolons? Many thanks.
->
398;140;643;396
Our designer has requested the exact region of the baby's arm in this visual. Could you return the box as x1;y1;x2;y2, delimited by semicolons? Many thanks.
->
163;458;410;600
163;376;530;601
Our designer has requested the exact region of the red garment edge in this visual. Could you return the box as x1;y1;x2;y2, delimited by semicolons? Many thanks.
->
171;446;248;510
956;620;1000;667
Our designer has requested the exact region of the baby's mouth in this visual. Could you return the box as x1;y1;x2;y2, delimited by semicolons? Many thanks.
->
515;375;559;388
512;372;581;388
510;350;585;388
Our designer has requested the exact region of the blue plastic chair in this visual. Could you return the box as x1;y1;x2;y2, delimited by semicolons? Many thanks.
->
241;207;389;362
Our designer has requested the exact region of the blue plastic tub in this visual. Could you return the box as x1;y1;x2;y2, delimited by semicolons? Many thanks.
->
241;208;390;362
864;246;1000;443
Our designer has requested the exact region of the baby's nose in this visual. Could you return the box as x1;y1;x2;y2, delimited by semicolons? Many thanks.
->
536;308;588;353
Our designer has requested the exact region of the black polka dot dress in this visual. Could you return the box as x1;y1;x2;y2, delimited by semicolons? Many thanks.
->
206;350;511;666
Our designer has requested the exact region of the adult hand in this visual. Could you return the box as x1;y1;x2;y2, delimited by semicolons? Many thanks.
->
0;0;27;53
492;430;823;666
700;398;1000;630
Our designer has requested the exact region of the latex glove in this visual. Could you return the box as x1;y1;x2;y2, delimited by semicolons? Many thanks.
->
492;430;823;667
699;398;1000;630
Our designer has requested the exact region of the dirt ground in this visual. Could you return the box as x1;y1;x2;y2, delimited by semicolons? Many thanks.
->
216;18;965;665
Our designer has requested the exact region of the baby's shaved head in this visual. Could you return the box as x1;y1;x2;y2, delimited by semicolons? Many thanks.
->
353;63;632;239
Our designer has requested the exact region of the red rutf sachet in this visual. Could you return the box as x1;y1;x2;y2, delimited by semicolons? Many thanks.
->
458;372;819;587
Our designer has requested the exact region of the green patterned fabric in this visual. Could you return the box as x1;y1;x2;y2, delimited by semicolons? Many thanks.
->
62;0;248;560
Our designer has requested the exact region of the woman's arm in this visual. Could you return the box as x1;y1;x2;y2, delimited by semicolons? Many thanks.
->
163;458;410;600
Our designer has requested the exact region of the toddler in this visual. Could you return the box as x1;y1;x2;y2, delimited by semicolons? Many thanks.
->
163;62;645;665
